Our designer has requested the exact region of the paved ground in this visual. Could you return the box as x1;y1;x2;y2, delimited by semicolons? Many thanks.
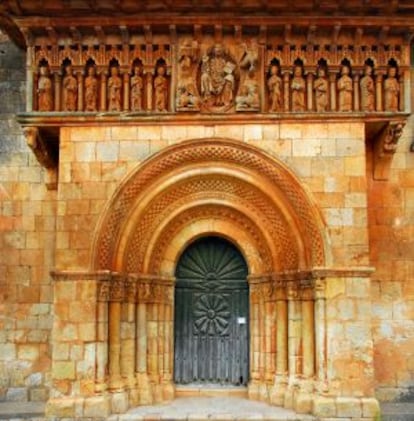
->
0;401;45;419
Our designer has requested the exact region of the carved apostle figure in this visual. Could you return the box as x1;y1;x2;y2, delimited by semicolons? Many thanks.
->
218;61;235;107
337;64;353;112
314;67;329;112
84;65;98;112
37;64;53;111
267;64;282;112
130;65;144;111
236;70;259;111
291;65;306;112
107;65;122;112
384;66;399;112
360;64;375;112
62;64;78;112
154;64;168;112
176;42;200;110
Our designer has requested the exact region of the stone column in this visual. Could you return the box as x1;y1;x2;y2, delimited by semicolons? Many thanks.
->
285;281;302;409
54;72;61;111
96;278;110;394
108;276;124;391
283;71;290;112
123;71;130;111
121;279;137;404
294;282;315;414
26;46;35;112
100;70;107;112
375;71;384;112
162;281;175;401
136;280;152;404
145;70;153;112
329;71;337;111
313;278;327;392
76;70;84;112
399;71;405;111
306;72;314;111
353;73;360;111
270;280;288;406
248;282;260;400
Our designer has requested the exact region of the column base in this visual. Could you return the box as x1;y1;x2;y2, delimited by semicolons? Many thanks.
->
312;395;380;419
136;373;153;405
162;381;175;401
247;380;261;401
111;390;129;414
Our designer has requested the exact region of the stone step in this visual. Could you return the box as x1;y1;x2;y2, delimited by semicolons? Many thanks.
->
380;403;414;421
107;397;315;421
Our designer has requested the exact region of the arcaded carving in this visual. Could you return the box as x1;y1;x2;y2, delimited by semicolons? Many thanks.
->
98;280;110;302
62;63;78;112
267;64;283;112
176;42;200;111
384;66;400;112
200;44;238;112
29;30;407;115
337;64;353;112
154;64;168;112
360;64;375;112
108;65;122;111
291;65;306;112
84;65;98;112
314;67;328;112
37;64;53;111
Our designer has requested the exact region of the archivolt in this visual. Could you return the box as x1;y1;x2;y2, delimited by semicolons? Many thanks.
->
92;138;328;274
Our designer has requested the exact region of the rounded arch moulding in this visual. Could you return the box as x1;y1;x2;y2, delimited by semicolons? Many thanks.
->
91;137;329;277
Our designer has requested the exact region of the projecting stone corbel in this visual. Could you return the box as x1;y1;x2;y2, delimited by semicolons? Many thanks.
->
373;120;406;181
23;126;58;190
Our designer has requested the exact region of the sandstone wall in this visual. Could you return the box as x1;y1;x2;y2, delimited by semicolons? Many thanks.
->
0;32;53;402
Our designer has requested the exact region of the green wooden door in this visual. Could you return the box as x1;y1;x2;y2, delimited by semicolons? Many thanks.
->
174;236;249;386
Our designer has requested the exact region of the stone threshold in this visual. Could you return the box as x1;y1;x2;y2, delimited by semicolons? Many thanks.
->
175;385;248;398
107;396;315;421
0;401;45;419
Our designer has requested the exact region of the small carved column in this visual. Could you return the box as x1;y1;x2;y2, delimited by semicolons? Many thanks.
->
76;70;84;112
301;285;315;379
353;72;360;111
108;275;125;390
145;70;153;112
123;71;130;112
121;278;137;396
283;71;290;112
99;70;107;112
248;282;260;400
375;71;385;112
162;282;175;400
26;47;35;112
329;71;337;111
269;280;288;406
306;72;314;111
313;278;327;392
399;72;405;111
53;71;61;111
136;280;152;404
96;278;110;393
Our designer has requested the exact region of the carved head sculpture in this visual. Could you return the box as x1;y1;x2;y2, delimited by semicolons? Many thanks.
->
294;65;303;77
133;65;142;76
388;66;397;78
87;65;96;76
341;64;350;75
39;65;49;76
157;65;166;76
364;64;373;76
65;64;73;75
317;67;326;78
110;65;119;76
270;64;279;76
